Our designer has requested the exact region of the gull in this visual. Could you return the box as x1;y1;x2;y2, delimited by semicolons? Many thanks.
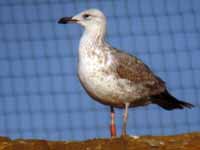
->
58;8;194;137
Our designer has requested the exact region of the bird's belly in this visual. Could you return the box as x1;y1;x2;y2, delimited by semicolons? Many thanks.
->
78;65;137;107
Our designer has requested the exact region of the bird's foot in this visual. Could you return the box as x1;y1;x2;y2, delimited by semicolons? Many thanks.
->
120;132;129;140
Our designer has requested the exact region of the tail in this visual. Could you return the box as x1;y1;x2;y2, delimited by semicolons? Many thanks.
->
151;90;194;110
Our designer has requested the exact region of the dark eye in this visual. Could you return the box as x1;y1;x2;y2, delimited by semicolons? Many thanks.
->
83;14;90;19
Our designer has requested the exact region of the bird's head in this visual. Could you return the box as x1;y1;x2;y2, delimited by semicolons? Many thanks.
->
58;9;106;34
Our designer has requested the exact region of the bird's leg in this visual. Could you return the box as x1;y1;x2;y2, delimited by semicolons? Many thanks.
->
122;103;130;136
110;106;116;137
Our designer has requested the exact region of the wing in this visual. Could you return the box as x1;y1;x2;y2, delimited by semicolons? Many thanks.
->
112;49;166;97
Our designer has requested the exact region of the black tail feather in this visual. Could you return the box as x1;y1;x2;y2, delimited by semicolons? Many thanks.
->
151;90;194;110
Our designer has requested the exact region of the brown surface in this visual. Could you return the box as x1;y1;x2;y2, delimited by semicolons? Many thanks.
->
0;132;199;150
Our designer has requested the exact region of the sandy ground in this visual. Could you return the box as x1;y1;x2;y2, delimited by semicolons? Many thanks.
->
0;132;199;150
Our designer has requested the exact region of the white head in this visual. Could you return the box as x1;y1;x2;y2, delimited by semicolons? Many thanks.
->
58;9;107;37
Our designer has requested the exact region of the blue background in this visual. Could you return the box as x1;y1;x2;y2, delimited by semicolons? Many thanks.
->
0;0;199;140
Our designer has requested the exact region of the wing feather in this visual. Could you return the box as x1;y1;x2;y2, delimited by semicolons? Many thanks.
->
113;50;166;96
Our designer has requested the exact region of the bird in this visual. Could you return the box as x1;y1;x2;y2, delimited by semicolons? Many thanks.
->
58;8;194;137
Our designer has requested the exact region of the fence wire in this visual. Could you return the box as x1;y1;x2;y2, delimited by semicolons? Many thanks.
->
0;0;199;140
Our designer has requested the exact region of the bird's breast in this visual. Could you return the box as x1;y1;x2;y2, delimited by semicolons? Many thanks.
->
78;52;119;100
78;51;112;82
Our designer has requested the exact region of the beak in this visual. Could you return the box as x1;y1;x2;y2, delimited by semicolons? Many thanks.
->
57;16;78;24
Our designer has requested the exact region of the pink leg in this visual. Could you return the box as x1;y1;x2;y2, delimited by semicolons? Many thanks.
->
122;103;130;136
110;106;116;137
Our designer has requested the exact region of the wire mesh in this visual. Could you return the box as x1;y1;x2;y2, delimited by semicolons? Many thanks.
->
0;0;199;140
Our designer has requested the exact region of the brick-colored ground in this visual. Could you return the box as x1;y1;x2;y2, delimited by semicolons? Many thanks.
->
0;132;199;150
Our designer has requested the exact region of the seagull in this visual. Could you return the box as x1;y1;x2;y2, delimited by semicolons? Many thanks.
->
58;8;194;137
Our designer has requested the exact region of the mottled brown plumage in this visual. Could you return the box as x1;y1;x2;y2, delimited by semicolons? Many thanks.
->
113;50;165;97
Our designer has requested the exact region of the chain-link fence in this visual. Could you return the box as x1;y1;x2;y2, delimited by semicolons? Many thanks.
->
0;0;199;140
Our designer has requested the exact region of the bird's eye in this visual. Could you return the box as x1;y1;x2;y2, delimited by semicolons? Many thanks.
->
83;14;90;19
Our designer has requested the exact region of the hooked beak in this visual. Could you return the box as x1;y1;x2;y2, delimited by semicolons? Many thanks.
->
57;16;78;24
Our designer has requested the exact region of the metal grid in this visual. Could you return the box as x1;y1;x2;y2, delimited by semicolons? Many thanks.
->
0;0;199;140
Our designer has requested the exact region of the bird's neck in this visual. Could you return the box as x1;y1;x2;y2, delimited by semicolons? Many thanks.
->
78;29;109;69
79;29;106;55
82;27;106;44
